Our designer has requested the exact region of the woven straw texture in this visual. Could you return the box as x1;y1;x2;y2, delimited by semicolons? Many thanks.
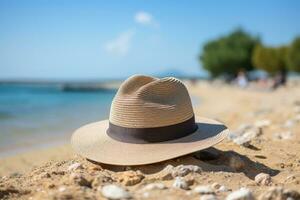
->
109;75;194;128
71;74;229;165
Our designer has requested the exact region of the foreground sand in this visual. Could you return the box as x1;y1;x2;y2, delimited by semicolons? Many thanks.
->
1;81;300;199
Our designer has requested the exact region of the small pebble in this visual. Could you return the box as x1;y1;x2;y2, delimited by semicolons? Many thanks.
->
40;172;51;178
58;186;67;192
274;131;293;140
70;173;91;187
142;192;150;198
114;170;144;186
172;177;189;190
258;187;300;200
200;194;218;200
194;185;214;194
218;185;229;192
172;164;202;177
226;188;254;200
143;183;166;191
157;164;174;180
254;119;271;128
229;125;261;147
92;174;114;188
284;119;295;128
211;182;221;190
101;185;131;199
255;173;272;186
156;164;201;180
67;162;83;171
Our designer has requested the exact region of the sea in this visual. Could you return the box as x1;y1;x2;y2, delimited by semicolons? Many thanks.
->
0;83;117;157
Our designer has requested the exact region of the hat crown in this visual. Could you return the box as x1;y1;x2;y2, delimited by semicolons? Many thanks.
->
109;75;194;128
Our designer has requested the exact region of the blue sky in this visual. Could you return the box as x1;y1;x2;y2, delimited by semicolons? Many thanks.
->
0;0;299;80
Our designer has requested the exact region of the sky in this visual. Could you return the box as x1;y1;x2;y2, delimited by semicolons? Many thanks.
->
0;0;300;80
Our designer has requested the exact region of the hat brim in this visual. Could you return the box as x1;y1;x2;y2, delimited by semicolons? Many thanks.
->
71;116;229;166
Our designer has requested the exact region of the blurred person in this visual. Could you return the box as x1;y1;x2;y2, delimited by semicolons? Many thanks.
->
272;68;287;89
236;70;248;88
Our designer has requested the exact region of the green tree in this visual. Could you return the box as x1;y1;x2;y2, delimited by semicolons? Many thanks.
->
286;37;300;72
252;45;287;74
199;29;259;77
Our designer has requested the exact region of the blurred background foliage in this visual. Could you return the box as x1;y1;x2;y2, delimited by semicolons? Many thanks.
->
252;45;287;74
200;29;300;77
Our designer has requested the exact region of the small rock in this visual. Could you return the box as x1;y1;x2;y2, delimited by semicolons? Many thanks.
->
211;183;221;190
67;162;83;171
228;155;246;171
142;192;150;198
58;186;67;192
255;173;272;186
46;183;55;188
254;119;271;128
35;172;51;181
172;165;202;177
143;183;166;191
228;124;250;140
226;188;254;200
90;165;102;171
274;131;293;140
283;119;295;128
101;185;131;199
156;165;174;180
70;173;91;187
258;187;300;200
172;177;189;190
114;170;144;186
194;185;214;194
200;194;218;200
229;125;261;147
284;174;300;184
156;164;201;180
218;185;229;192
92;174;114;188
235;128;260;146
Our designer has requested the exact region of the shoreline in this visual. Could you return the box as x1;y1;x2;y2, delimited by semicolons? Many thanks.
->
0;138;68;159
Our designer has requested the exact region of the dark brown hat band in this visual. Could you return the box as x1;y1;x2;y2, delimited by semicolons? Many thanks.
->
106;116;198;144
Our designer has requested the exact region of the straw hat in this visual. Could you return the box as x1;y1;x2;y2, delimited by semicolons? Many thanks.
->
71;75;228;165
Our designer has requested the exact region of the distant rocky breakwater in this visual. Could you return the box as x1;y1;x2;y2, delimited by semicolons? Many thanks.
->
60;81;121;92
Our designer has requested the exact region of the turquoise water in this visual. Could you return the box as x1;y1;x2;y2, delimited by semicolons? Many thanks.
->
0;84;116;156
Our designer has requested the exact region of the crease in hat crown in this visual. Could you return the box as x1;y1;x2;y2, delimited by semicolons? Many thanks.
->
109;75;194;128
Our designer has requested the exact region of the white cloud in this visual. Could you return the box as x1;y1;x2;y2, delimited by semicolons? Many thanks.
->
134;11;159;27
104;30;135;56
104;11;159;56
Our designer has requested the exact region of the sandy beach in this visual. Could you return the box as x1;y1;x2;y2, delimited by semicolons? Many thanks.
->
1;81;300;199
